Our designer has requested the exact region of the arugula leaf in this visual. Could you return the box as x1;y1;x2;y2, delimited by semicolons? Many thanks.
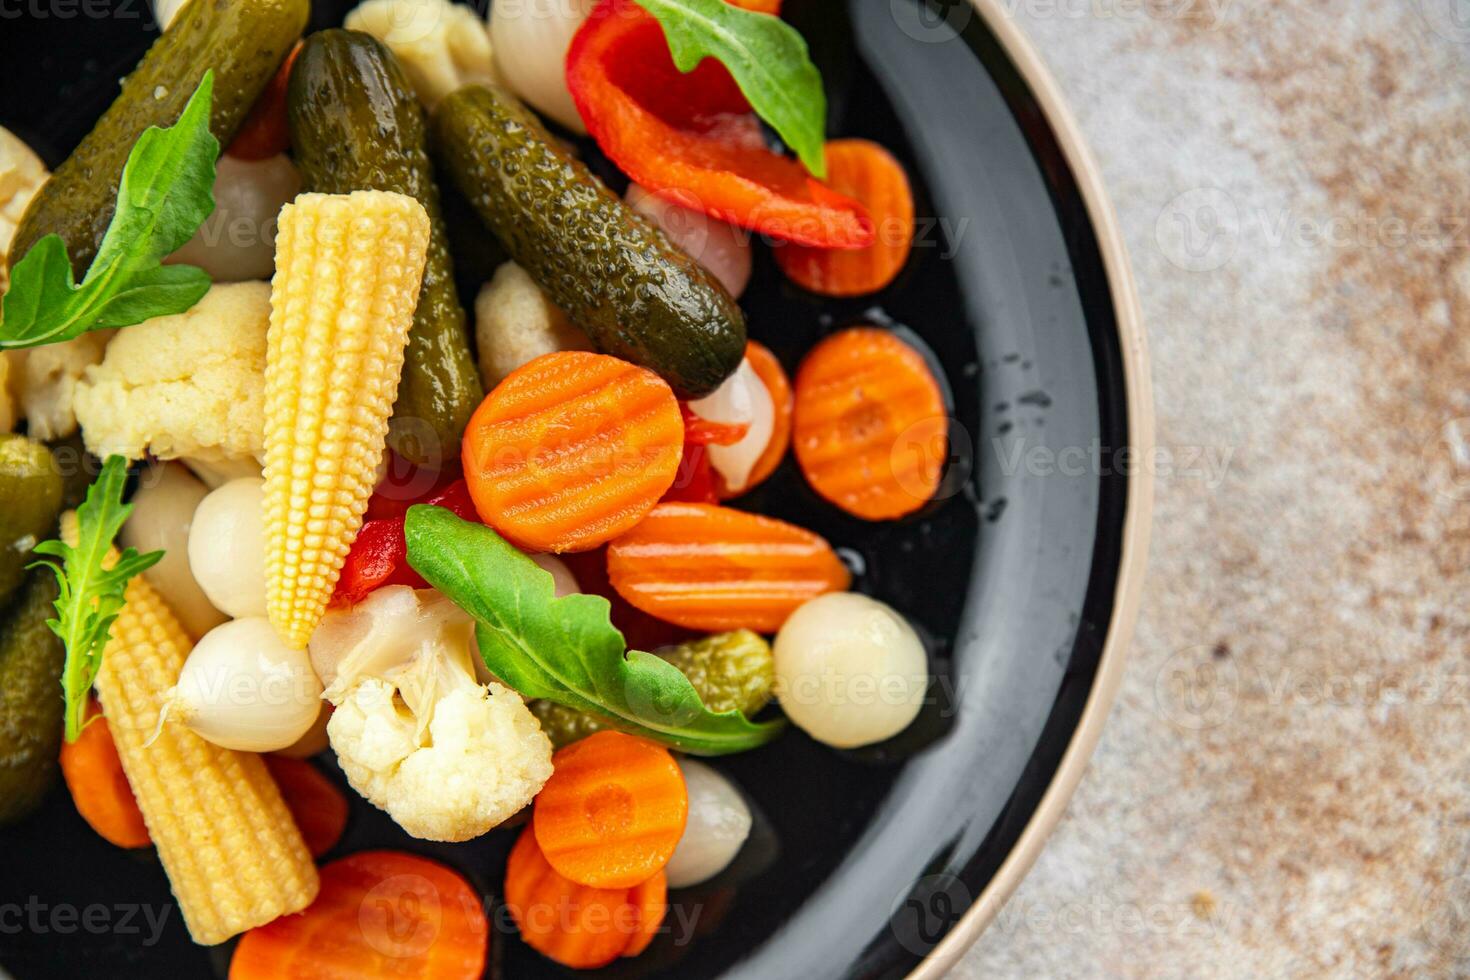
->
405;504;785;755
636;0;828;177
0;71;219;350
33;455;163;741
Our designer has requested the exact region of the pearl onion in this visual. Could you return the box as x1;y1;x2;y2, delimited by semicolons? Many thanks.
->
490;0;596;132
626;183;752;298
187;477;268;618
665;759;752;888
120;462;226;639
773;593;927;748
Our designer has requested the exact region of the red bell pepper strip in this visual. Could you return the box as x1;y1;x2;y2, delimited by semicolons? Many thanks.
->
566;0;873;248
226;42;300;160
333;479;481;606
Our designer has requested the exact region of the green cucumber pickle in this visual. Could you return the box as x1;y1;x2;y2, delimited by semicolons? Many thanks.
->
8;0;309;273
432;84;746;399
0;435;64;607
288;29;483;465
0;572;66;827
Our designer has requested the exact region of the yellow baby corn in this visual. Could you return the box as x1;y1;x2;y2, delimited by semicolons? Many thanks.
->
264;190;431;648
62;514;319;946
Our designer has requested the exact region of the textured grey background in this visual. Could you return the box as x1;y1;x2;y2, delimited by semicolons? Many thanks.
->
954;2;1470;977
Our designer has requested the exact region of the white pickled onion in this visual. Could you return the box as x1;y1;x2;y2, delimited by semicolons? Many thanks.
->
626;183;753;298
688;358;773;495
489;0;596;133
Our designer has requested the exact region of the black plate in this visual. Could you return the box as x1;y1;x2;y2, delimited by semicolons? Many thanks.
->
0;1;1134;977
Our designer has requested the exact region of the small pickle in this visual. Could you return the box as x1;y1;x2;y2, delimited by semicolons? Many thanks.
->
0;571;65;826
531;630;775;748
0;435;63;606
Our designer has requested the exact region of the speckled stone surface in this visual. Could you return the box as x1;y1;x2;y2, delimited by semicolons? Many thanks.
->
953;3;1470;977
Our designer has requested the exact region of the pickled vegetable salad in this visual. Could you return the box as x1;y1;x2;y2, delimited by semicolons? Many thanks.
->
0;0;942;972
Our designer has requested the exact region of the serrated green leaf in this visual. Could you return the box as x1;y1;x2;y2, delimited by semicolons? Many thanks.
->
0;71;219;350
33;455;163;741
635;0;828;177
404;504;785;755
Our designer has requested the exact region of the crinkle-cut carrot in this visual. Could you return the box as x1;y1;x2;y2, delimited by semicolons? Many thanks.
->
622;870;668;958
793;327;947;520
230;851;487;980
463;351;685;553
505;825;639;969
534;731;688;890
718;340;792;498
774;140;914;297
606;502;850;632
264;756;348;859
59;698;150;849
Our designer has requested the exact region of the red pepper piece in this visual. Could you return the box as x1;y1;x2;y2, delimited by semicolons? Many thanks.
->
662;443;721;504
334;479;482;606
679;402;749;447
226;42;301;161
566;0;873;248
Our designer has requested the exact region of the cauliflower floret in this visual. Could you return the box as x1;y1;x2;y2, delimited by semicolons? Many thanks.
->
10;333;113;440
1;126;48;294
474;261;591;388
312;586;553;842
345;0;500;111
73;281;268;467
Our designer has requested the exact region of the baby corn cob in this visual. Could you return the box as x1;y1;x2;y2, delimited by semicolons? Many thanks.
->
62;514;319;946
264;190;431;647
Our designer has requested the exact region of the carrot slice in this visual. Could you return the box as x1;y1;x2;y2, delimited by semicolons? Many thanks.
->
264;756;348;859
774;140;914;296
606;502;850;632
463;351;685;553
59;698;150;849
622;870;668;958
505;825;638;969
717;340;792;498
230;851;487;980
534;731;688;890
793;328;947;520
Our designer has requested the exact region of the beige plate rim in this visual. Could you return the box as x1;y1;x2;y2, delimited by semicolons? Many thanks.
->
906;1;1155;976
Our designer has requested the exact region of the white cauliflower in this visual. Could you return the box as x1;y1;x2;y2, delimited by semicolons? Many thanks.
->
73;281;268;468
0;125;47;294
310;586;553;842
474;261;591;388
10;333;113;440
345;0;500;111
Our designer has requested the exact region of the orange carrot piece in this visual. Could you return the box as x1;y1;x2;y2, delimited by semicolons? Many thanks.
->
793;328;947;520
505;825;638;969
622;870;668;958
774;140;914;297
264;756;348;859
230;851;487;980
606;502;851;632
718;340;792;498
463;351;685;553
59;699;150;849
533;731;688;890
728;0;781;11
227;42;301;160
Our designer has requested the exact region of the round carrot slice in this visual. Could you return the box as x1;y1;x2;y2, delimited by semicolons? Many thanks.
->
622;870;668;958
774;140;914;297
606;502;851;632
230;851;487;980
793;328;947;520
264;756;348;859
717;340;792;498
533;731;688;890
505;824;638;969
59;699;150;849
463;351;685;553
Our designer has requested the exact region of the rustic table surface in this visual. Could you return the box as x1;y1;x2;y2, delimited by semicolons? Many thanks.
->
956;3;1470;977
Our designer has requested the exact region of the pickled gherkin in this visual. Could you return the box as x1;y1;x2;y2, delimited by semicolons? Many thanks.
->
0;435;63;607
287;30;483;465
8;0;309;274
532;630;775;749
432;84;746;398
0;571;65;826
